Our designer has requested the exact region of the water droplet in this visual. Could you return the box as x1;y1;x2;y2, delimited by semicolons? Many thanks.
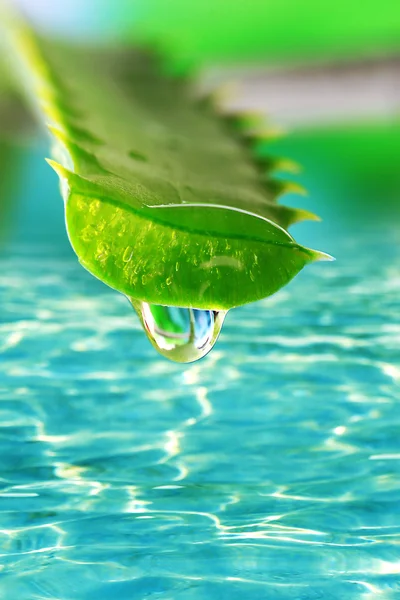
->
76;197;86;211
89;199;101;215
123;245;133;262
81;224;97;242
117;223;127;237
97;219;106;233
129;299;227;363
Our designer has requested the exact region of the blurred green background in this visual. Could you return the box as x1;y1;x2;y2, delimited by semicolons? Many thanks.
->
15;0;400;65
133;0;400;67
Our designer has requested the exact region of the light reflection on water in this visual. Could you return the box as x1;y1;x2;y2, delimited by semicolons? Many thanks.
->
1;233;400;599
1;145;400;597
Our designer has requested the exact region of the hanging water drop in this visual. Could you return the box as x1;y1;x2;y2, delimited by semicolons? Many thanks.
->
128;298;226;363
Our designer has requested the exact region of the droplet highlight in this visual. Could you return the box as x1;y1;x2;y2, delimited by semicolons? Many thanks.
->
129;298;226;363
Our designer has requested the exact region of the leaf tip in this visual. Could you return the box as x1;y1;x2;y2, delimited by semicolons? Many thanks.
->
47;123;66;141
272;179;308;198
302;209;321;222
45;158;70;180
257;125;287;142
283;181;308;197
210;82;240;110
313;250;335;262
273;158;303;175
290;208;321;225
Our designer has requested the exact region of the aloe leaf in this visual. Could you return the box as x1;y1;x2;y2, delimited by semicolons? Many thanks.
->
3;16;330;310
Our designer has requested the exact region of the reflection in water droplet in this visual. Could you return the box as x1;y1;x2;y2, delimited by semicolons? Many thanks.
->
129;298;227;363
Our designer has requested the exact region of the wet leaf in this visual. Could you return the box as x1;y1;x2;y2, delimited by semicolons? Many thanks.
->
3;18;329;309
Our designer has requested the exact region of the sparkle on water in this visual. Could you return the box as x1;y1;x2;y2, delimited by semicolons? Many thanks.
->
129;299;227;363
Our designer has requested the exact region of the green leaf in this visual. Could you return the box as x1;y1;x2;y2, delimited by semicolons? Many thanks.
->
3;17;329;310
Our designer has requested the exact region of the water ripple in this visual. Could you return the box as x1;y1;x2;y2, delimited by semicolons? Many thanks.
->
1;236;400;598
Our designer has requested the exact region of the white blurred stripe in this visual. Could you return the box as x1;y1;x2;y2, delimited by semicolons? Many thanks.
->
200;56;400;128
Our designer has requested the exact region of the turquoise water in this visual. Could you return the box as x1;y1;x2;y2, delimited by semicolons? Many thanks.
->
1;144;400;598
